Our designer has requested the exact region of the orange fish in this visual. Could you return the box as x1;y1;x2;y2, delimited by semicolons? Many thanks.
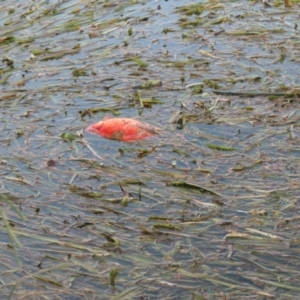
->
86;117;157;142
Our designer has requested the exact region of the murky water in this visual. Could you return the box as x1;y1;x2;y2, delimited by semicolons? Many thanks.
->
1;0;300;299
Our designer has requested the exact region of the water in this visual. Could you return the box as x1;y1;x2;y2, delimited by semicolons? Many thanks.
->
1;0;300;298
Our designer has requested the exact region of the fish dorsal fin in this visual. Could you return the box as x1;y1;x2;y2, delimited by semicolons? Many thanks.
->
103;114;112;121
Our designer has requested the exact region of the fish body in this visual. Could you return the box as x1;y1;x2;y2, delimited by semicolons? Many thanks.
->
86;117;157;142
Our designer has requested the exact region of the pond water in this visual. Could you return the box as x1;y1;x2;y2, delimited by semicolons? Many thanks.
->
1;0;300;299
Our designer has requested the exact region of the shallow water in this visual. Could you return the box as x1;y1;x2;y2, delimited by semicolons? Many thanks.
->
1;0;300;299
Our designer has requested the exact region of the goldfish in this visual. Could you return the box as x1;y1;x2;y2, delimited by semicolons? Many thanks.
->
86;117;157;142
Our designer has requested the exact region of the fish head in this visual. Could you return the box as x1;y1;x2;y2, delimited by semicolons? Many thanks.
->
85;122;103;134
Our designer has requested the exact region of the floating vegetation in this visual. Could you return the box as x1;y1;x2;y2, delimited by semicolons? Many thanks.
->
131;57;148;68
0;0;300;299
72;68;88;77
206;143;237;151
